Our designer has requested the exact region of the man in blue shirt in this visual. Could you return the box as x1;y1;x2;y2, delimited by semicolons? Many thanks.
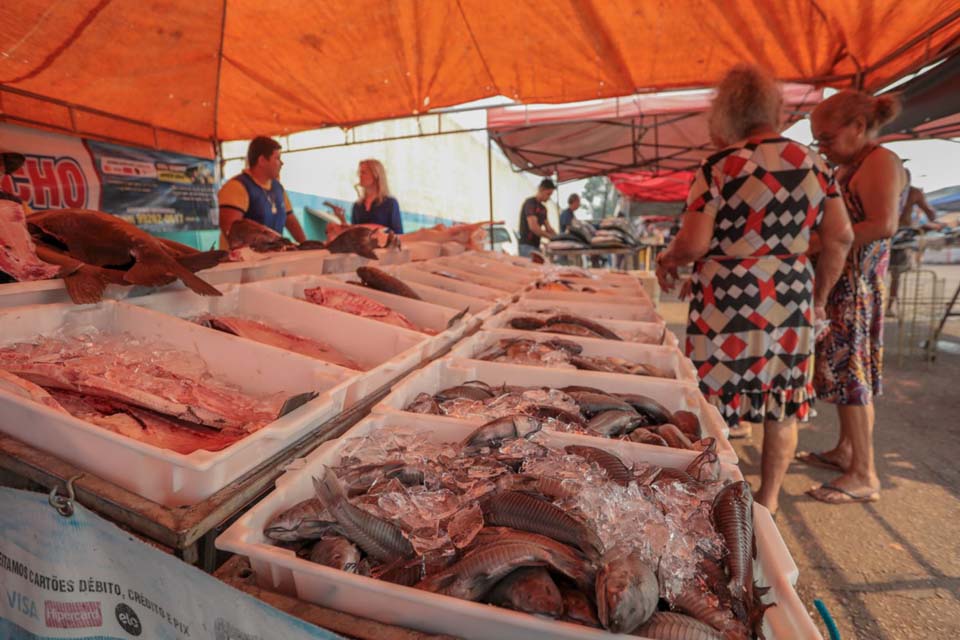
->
559;193;581;233
218;137;307;247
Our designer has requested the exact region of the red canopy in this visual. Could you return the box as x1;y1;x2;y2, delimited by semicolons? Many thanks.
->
609;171;696;203
487;84;823;183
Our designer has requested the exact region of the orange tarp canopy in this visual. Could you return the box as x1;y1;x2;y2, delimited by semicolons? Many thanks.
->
1;1;958;156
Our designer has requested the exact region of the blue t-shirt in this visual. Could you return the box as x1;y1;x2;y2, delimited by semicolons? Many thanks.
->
559;208;575;233
351;196;403;234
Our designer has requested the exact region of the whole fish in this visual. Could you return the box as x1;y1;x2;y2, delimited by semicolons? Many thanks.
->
308;536;362;572
461;415;542;452
495;474;573;501
541;338;583;355
595;550;659;633
656;424;695;450
587;410;649;438
628;428;670;447
560;586;601;628
406;392;441;414
486;567;563;617
510;316;546;330
436;384;494;402
564;445;632;486
537;323;604;339
686;441;720;483
312;467;415;562
264;498;337;542
569;355;631;373
357;266;422;300
561;385;607;395
325;226;379;259
567;391;636;416
28;209;221;296
525;404;586;427
635;611;725;640
614;393;674;424
304;286;423;332
653;467;701;488
544;314;621;341
227;219;293;252
712;481;755;624
461;380;494;392
481;491;603;558
671;410;702;439
672;581;749;640
415;542;579;601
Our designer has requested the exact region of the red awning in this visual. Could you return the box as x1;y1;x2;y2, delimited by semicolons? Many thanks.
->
609;171;695;203
487;85;823;183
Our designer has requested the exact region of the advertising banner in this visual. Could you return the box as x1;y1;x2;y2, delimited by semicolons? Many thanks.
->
0;488;342;640
1;123;218;232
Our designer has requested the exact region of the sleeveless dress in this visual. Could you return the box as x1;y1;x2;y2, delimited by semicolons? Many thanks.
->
814;147;908;405
685;136;837;426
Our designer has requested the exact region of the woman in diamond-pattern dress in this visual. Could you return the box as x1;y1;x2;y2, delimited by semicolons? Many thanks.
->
802;90;908;505
656;66;853;514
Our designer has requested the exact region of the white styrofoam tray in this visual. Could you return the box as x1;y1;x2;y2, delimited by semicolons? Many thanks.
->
522;286;652;306
391;264;506;302
0;301;349;506
449;329;698;385
484;309;678;349
408;261;523;293
432;255;542;284
125;284;427;406
237;251;330;282
323;270;499;316
217;412;817;640
513;296;661;323
373;358;734;463
249;275;477;358
402;241;444;262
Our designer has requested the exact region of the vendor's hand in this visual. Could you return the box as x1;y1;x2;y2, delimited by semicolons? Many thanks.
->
655;253;678;293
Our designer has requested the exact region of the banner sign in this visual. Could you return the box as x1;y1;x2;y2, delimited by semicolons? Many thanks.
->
1;123;218;232
0;488;343;640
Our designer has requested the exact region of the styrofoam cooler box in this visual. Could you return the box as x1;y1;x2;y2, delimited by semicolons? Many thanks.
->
250;275;476;358
514;297;661;323
125;284;427;406
373;359;734;463
408;262;522;293
549;274;648;295
392;264;505;301
0;301;350;506
485;309;678;349
239;251;330;282
322;271;498;318
403;241;444;261
433;255;541;284
374;248;412;265
524;286;652;306
217;413;816;640
450;329;698;385
320;253;371;274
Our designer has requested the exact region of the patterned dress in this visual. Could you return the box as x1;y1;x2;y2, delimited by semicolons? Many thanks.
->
685;137;837;426
814;147;907;405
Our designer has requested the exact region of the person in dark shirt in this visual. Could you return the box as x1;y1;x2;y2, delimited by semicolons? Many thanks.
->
559;193;581;233
330;159;403;234
518;178;557;257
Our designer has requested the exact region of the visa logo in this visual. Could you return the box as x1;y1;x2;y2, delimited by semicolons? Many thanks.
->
7;590;39;620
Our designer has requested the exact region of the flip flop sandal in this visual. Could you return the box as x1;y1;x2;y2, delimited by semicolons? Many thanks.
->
806;483;880;504
795;451;844;472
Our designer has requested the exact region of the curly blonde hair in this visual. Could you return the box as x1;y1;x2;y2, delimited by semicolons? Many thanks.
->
812;90;901;133
708;65;783;148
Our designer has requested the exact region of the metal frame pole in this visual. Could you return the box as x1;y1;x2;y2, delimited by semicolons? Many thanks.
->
487;132;495;250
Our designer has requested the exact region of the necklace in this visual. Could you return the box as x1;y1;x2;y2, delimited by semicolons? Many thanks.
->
252;176;278;215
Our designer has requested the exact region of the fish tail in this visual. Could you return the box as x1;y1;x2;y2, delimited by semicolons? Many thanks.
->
62;267;108;304
176;249;227;272
171;261;222;296
312;467;346;512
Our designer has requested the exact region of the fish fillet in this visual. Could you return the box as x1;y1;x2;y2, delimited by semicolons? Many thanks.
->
197;315;363;370
0;369;68;414
0;200;60;281
0;332;280;432
303;286;429;334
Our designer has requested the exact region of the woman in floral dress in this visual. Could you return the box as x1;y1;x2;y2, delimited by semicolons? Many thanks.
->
802;91;908;504
657;66;853;514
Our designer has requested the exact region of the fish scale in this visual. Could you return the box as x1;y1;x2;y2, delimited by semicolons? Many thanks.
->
564;445;632;486
635;611;725;640
711;481;755;624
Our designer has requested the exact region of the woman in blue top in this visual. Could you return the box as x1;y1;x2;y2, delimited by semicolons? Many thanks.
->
331;159;403;234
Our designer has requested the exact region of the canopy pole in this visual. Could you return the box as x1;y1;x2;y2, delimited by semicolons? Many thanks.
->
487;132;495;250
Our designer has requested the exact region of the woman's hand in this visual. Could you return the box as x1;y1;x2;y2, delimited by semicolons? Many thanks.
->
655;251;679;293
327;202;346;224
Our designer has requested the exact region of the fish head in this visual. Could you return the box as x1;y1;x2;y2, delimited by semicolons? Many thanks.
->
513;415;542;439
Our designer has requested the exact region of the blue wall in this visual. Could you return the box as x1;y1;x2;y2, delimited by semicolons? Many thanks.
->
153;190;460;250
